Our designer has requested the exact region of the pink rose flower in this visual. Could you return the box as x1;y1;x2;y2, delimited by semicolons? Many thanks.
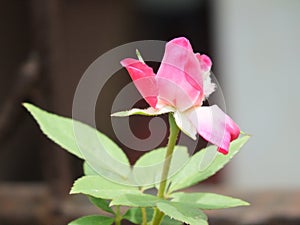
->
114;37;240;154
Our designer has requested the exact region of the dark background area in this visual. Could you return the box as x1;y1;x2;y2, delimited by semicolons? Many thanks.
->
0;0;214;224
0;0;213;182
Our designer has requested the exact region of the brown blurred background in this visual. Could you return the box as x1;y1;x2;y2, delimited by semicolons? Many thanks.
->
0;1;213;224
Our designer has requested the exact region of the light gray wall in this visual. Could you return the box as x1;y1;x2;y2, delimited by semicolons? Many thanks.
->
214;0;300;189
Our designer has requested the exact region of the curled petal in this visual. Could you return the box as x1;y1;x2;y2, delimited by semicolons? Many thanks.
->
156;37;204;111
195;53;215;99
121;58;158;108
187;105;240;154
196;53;212;72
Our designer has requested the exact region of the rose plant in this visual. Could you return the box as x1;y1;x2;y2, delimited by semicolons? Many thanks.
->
24;37;249;225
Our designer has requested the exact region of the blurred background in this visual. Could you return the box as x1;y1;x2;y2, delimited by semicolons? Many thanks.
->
0;0;299;225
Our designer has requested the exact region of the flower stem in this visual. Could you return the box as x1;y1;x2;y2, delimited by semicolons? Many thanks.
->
151;211;164;225
115;206;122;225
141;207;147;225
152;113;180;225
157;113;180;198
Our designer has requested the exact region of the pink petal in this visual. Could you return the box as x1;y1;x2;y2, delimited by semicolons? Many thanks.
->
121;58;158;108
156;37;204;111
170;37;193;51
173;110;197;140
187;105;240;154
195;53;215;98
195;53;212;72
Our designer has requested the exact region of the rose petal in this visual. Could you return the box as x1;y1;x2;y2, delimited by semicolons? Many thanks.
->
203;72;216;99
121;58;158;108
195;53;215;99
173;110;197;140
156;37;204;111
187;105;240;154
195;53;212;72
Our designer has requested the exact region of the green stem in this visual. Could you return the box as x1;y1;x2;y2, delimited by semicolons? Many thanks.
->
152;113;180;225
151;211;164;225
115;206;122;225
141;207;147;225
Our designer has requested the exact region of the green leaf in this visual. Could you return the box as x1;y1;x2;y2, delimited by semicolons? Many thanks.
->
171;192;249;209
123;207;153;224
83;162;98;176
111;106;174;117
136;49;145;63
123;208;182;225
70;175;140;199
156;202;208;225
88;196;115;214
169;135;250;192
111;193;161;207
133;146;189;189
161;216;183;225
23;103;131;182
23;103;84;159
68;215;114;225
83;163;115;214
